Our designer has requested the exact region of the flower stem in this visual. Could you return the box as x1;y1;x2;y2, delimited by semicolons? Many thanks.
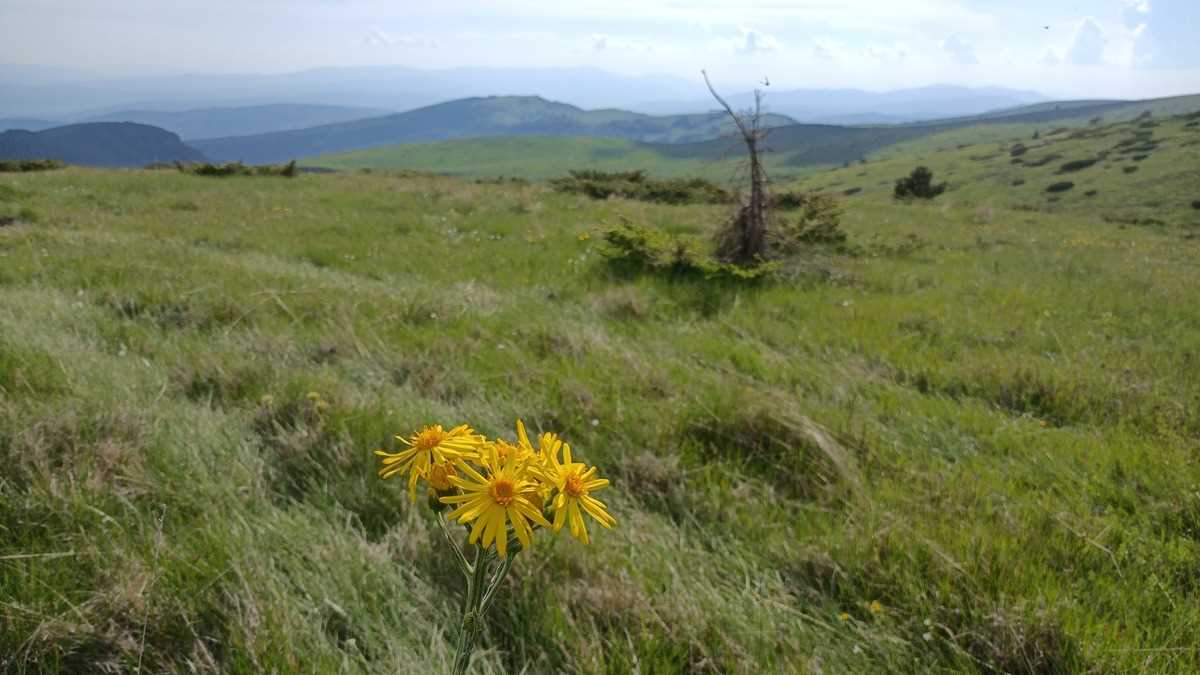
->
437;514;472;580
451;545;489;675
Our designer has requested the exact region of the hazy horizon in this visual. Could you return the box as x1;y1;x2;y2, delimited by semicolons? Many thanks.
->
3;0;1199;101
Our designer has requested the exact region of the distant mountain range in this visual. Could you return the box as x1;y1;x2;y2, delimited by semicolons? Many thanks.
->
635;84;1048;124
1;104;391;140
0;63;1049;125
0;123;206;167
0;64;702;118
189;96;796;165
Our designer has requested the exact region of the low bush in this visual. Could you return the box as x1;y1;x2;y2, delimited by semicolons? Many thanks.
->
1045;181;1075;193
893;166;946;200
1011;179;1026;186
1123;166;1139;174
176;160;298;177
1024;154;1062;168
768;192;847;254
0;159;64;172
551;170;732;205
600;221;773;280
1009;143;1028;157
1191;200;1200;210
1057;158;1099;173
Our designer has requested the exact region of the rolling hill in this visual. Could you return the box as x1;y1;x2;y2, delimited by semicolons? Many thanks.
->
308;93;1200;178
0;122;207;167
190;96;796;165
77;103;393;140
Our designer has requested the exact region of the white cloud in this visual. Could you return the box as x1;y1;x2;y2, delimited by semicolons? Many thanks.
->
1066;18;1106;65
363;26;436;48
1039;47;1061;66
591;34;654;53
865;43;909;64
812;38;845;62
942;34;977;65
733;27;779;55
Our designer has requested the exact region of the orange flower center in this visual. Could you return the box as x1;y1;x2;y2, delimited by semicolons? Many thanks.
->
428;462;456;491
490;479;516;506
563;472;587;498
414;427;446;452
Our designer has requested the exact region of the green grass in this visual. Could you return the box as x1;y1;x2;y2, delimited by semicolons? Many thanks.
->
794;112;1200;227
307;135;722;180
307;95;1200;183
3;115;1200;673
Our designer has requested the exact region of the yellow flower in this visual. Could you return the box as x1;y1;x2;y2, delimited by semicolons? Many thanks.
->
545;442;615;544
441;447;550;557
838;612;851;622
427;459;457;493
376;424;484;499
869;600;883;614
481;438;529;469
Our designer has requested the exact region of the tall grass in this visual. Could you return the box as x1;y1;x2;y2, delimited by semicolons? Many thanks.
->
1;144;1199;672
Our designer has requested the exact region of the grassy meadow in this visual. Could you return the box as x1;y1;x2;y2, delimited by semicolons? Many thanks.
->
2;112;1200;673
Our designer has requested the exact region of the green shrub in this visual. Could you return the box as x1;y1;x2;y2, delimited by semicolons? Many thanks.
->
769;192;847;254
1123;166;1139;174
176;160;298;177
600;222;774;280
1024;154;1062;168
1011;179;1026;186
1009;143;1028;157
551;170;732;205
1191;200;1200;210
1045;181;1075;193
0;159;64;172
894;166;946;200
1058;158;1099;173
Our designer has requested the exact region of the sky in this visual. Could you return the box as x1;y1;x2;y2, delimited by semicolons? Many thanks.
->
2;0;1199;99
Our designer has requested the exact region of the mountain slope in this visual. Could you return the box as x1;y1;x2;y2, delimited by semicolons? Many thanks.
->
77;103;392;140
651;94;1200;165
0;123;207;167
635;84;1048;123
191;96;795;164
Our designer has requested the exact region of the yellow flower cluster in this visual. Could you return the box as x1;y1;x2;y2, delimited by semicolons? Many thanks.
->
375;421;615;556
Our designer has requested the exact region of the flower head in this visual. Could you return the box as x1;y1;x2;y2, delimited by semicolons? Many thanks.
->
544;440;615;544
376;424;484;499
440;446;550;557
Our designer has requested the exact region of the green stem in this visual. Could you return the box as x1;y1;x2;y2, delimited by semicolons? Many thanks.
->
479;553;514;615
451;546;489;675
437;514;472;580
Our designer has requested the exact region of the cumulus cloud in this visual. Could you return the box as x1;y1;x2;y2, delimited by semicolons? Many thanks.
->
941;34;977;65
812;38;845;62
591;34;654;52
734;27;779;55
865;43;909;64
1039;47;1061;66
1127;0;1200;68
363;26;436;48
1066;18;1106;65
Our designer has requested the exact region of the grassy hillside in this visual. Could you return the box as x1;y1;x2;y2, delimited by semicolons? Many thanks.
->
193;96;795;165
310;94;1200;178
2;123;1200;672
791;110;1200;227
308;136;717;180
